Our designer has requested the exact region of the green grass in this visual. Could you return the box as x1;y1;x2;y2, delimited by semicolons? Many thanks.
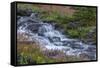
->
40;11;73;24
67;27;93;39
17;4;96;65
17;42;83;65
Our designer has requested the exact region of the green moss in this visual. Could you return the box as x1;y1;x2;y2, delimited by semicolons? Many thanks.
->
66;27;94;39
73;7;96;26
67;29;79;38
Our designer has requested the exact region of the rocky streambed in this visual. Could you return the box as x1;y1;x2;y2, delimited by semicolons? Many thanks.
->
17;12;96;61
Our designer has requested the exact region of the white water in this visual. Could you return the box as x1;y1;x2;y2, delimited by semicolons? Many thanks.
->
17;13;96;60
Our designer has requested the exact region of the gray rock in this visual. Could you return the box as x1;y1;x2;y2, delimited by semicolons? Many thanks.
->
27;24;41;33
49;37;61;42
17;8;32;16
67;21;80;29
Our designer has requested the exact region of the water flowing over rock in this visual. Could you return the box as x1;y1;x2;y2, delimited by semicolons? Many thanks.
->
17;12;96;60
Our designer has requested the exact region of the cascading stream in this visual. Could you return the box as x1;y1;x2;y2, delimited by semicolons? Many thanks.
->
17;13;96;60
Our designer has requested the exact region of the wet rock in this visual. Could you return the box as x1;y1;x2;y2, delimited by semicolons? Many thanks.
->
85;46;96;52
27;24;41;33
49;37;61;42
27;56;37;64
17;8;32;16
62;39;80;46
43;20;56;24
67;21;80;29
17;16;21;20
17;11;96;60
83;39;96;45
18;16;39;24
55;24;65;33
79;53;90;60
86;52;96;60
84;27;96;45
71;44;84;49
62;41;74;46
30;13;39;19
17;15;43;31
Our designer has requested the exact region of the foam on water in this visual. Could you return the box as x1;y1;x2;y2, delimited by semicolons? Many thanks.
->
17;13;96;60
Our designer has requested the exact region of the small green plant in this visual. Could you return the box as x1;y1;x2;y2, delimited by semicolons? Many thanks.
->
17;42;84;65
